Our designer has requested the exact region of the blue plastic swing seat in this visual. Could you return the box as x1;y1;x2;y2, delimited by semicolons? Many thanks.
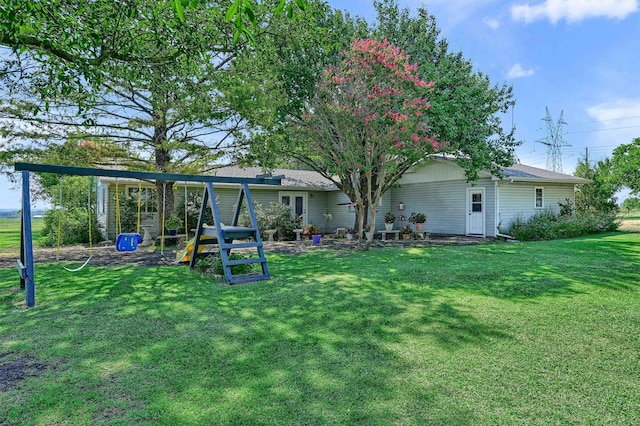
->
115;233;142;252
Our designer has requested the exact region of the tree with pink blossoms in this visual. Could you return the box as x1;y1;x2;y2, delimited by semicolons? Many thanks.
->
295;38;441;249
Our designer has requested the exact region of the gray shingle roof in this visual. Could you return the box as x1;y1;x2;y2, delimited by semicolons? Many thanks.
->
212;166;337;190
500;163;591;183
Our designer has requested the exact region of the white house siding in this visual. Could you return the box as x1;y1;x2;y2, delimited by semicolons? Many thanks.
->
103;183;274;240
320;190;393;232
391;178;496;237
497;182;576;232
399;159;467;184
326;191;355;232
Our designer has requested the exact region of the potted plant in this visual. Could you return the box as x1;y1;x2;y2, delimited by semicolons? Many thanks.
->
302;223;321;243
345;228;355;240
384;212;395;231
408;212;427;231
165;214;183;236
400;224;413;240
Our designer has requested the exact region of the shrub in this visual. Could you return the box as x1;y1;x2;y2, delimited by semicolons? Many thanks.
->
502;208;620;241
239;201;301;241
41;208;104;247
185;191;214;231
195;251;254;276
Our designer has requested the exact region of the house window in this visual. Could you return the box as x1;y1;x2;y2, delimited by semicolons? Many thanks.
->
534;187;544;208
99;184;106;214
128;187;157;213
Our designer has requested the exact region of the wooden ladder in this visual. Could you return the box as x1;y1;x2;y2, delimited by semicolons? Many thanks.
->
189;182;270;284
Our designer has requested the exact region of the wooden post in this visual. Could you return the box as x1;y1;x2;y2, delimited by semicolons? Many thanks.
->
21;170;35;307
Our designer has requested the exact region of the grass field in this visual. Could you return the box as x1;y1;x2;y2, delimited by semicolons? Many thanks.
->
619;212;640;232
0;218;44;249
1;232;639;425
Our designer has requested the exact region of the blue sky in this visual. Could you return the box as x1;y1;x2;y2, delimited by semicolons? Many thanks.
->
1;0;638;209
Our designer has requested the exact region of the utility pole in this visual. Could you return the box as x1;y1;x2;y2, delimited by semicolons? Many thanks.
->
585;147;589;168
536;107;571;173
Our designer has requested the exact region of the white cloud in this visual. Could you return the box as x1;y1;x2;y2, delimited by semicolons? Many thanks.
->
511;0;639;24
506;63;535;78
587;99;640;122
585;99;640;146
483;17;500;29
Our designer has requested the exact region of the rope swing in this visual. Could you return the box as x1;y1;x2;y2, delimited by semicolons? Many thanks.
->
56;177;93;272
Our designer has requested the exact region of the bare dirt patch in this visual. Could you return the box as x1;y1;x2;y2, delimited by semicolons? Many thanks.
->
0;352;62;392
619;217;640;233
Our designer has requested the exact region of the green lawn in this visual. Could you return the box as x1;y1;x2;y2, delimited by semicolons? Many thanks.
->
1;233;639;425
0;218;44;249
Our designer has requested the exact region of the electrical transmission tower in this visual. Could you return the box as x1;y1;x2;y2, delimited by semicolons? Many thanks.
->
536;107;570;173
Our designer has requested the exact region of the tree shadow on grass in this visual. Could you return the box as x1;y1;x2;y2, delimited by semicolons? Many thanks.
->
2;233;638;424
1;258;510;424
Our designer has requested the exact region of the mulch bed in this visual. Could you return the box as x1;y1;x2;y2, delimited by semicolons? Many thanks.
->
0;234;492;269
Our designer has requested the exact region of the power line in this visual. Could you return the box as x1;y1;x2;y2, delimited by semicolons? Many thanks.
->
565;124;640;135
569;115;640;126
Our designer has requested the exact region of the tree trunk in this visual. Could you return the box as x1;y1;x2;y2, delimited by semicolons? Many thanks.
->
154;126;173;234
354;203;370;250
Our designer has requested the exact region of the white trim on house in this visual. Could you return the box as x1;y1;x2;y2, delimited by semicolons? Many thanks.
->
534;186;544;209
466;187;486;236
278;191;309;225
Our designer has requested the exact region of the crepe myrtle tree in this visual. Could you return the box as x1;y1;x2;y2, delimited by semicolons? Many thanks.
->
294;38;441;249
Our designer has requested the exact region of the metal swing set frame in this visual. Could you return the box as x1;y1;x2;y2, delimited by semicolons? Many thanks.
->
14;162;283;307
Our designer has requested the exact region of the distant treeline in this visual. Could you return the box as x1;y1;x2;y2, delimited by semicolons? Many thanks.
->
0;210;46;218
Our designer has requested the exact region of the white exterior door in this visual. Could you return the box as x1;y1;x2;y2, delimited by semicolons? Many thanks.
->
280;192;308;225
466;188;485;235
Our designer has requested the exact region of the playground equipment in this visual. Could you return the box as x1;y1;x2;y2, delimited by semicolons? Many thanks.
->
114;181;142;252
55;176;94;272
14;162;282;307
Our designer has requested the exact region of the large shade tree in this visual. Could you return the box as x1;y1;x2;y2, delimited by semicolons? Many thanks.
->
611;137;640;195
0;0;310;228
574;155;619;213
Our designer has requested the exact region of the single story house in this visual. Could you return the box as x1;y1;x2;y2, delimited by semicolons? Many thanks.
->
96;157;590;240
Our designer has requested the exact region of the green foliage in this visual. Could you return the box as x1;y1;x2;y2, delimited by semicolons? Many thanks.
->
622;197;640;210
574;155;619;213
44;175;96;211
239;0;519;249
503;208;619;241
400;224;413;235
408;212;426;223
185;190;214;231
195;251;254;276
611;137;640;194
1;0;305;226
371;0;519;180
302;223;320;236
164;214;183;231
41;208;103;246
239;200;301;240
557;198;574;216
